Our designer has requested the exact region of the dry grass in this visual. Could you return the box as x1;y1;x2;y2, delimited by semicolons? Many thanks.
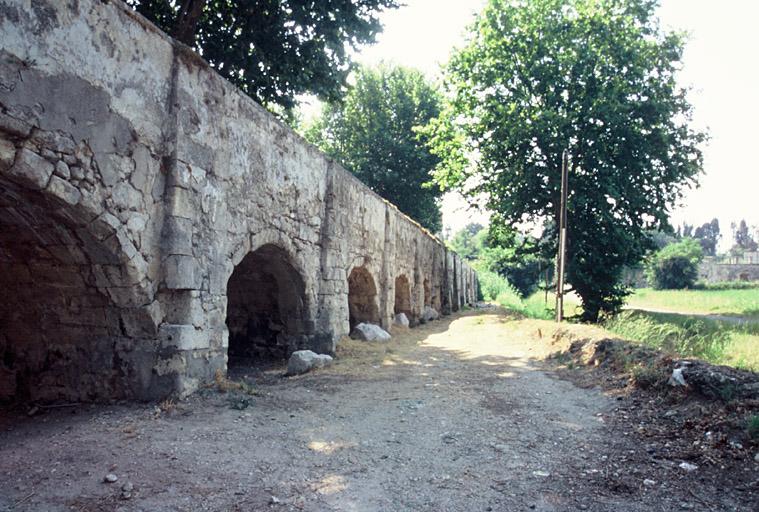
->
212;368;258;395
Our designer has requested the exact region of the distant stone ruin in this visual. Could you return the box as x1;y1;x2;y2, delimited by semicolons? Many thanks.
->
0;0;477;402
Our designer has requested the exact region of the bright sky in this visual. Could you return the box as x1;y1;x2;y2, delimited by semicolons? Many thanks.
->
352;0;759;244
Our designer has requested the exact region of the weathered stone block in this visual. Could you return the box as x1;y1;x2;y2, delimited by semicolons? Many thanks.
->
163;255;201;290
7;148;54;189
167;186;196;219
350;323;391;342
0;111;32;138
54;160;71;179
161;215;193;255
47;175;82;205
393;313;410;329
0;138;15;171
286;350;333;376
159;324;210;351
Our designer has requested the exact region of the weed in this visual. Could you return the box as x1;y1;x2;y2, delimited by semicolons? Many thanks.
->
213;369;257;395
747;415;759;440
158;398;176;413
631;363;667;389
603;310;758;371
717;382;737;403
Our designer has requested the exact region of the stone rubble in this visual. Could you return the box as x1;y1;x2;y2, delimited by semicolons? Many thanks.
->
286;350;334;376
350;323;392;342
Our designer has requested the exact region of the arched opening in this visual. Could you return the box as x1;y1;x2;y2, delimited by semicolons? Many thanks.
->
226;244;308;365
394;275;412;321
347;267;380;329
0;179;151;403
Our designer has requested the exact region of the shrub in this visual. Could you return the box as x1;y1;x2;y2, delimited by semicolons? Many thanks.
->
646;238;703;290
477;269;512;301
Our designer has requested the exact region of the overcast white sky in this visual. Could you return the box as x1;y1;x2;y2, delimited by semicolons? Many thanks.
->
350;0;759;242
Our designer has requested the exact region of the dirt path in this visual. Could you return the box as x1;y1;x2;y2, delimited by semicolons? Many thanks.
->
0;310;751;511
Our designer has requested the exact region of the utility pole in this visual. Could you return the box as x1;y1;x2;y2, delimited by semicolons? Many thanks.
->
555;149;569;322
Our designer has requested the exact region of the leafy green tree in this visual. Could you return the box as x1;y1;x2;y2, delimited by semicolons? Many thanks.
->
424;0;706;321
306;64;444;232
646;238;703;289
693;218;720;257
448;223;486;260
479;222;547;298
128;0;399;112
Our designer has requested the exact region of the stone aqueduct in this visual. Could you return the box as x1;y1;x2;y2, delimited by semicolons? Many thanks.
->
0;0;477;402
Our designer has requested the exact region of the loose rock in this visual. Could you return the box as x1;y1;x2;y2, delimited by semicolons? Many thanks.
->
103;473;118;483
350;323;391;342
286;350;333;376
393;313;410;329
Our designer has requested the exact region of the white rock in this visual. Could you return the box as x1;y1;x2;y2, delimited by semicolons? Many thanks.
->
421;306;439;322
643;479;656;487
754;452;759;462
103;473;118;483
286;350;333;376
394;313;409;329
350;323;391;342
678;462;698;472
668;368;687;387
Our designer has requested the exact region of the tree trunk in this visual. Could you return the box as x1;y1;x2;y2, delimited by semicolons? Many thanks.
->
172;0;206;46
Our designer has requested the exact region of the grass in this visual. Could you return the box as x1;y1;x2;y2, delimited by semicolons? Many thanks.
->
603;310;759;372
480;270;758;371
625;287;759;318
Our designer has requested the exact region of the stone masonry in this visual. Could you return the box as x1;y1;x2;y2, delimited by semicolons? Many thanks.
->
0;0;477;402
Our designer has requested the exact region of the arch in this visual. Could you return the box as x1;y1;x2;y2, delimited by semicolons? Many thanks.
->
347;267;380;328
394;274;413;321
0;176;156;403
225;243;310;364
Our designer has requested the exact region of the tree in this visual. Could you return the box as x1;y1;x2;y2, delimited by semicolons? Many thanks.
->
480;223;546;298
424;0;706;321
449;223;486;260
732;219;758;252
306;64;444;232
127;0;399;112
645;238;703;289
693;218;720;257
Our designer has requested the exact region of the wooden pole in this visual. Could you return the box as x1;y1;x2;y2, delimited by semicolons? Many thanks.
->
555;149;569;322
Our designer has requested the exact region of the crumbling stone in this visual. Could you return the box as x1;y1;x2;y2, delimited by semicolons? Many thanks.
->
286;350;333;375
0;0;479;403
350;323;392;342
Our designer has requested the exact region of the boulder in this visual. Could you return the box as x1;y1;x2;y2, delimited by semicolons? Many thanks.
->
394;313;410;329
421;306;439;322
350;323;391;342
286;350;333;376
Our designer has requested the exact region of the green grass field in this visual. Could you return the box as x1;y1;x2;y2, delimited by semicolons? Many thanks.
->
625;287;759;319
482;269;759;371
603;310;759;372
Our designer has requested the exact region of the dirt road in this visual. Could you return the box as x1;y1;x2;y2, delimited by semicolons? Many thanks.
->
0;310;752;511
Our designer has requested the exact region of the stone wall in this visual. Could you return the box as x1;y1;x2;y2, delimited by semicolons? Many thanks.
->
0;0;477;402
698;262;759;283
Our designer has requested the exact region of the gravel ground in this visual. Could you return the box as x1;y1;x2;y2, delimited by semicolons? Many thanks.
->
0;309;754;511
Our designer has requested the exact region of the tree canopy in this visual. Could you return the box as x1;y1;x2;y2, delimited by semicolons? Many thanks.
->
693;218;720;257
128;0;399;112
425;0;706;321
305;64;444;232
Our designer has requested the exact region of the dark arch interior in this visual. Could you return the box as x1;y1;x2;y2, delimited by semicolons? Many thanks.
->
394;275;412;320
347;267;380;329
226;244;308;365
0;179;131;403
